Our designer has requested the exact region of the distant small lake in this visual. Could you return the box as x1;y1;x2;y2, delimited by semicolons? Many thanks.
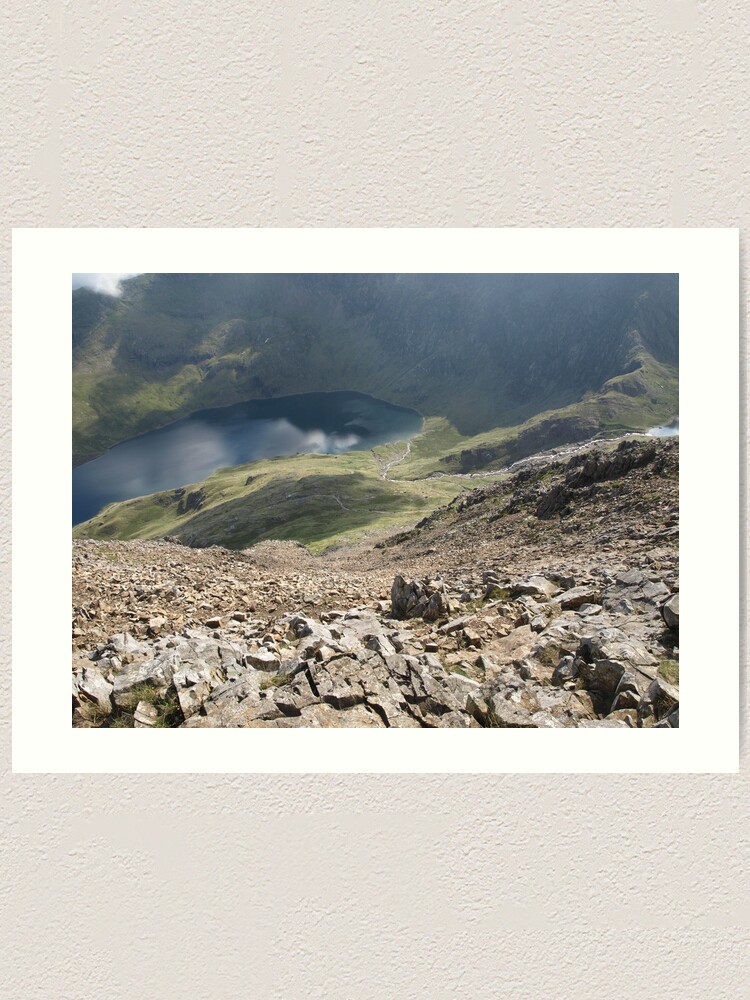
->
647;419;679;438
73;391;423;525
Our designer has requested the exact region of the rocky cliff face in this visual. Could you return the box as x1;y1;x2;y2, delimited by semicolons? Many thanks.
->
72;437;678;729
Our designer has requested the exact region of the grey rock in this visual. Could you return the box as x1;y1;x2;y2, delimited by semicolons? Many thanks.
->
433;710;479;728
296;703;384;728
134;701;159;728
609;671;641;713
314;645;336;662
535;686;596;725
365;634;397;658
516;657;553;685
244;647;280;670
641;581;670;603
107;632;148;659
638;677;679;725
444;673;482;706
555;586;600;610
510;576;560;599
607;709;638;727
577;603;602;616
529;711;566;728
423;590;448;622
551;654;579;686
365;691;421;728
606;596;635;615
176;681;211;719
391;575;447;621
578;658;628;713
77;666;113;713
311;657;366;709
656;705;679;728
203;673;262;714
112;652;179;706
439;615;472;635
580;629;658;671
530;614;548;633
419;673;463;718
420;652;444;671
578;719;630;728
487;695;537;728
661;594;679;631
270;674;320;715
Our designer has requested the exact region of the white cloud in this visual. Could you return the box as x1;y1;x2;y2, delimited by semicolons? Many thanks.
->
72;273;140;296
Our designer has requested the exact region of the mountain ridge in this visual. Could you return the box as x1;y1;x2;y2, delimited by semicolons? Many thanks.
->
73;272;678;465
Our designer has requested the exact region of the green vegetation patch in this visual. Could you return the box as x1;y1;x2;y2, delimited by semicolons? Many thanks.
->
74;449;470;553
72;275;678;547
657;656;679;686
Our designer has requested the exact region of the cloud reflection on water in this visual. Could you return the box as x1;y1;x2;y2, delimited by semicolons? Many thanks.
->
72;392;419;526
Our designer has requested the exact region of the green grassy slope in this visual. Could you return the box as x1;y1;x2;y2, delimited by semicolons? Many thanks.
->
400;352;678;476
72;350;676;553
73;449;493;553
72;273;678;463
72;273;678;550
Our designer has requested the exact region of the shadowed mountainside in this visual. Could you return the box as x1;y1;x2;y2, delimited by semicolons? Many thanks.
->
73;272;678;464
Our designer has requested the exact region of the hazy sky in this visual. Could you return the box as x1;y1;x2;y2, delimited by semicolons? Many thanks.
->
72;273;141;296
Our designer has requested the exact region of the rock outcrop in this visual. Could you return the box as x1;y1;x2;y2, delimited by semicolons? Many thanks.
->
72;438;679;730
390;576;449;622
72;557;679;730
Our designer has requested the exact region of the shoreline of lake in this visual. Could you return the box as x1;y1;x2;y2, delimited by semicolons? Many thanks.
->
73;391;423;526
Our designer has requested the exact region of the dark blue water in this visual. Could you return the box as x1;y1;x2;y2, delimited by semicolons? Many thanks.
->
73;391;423;525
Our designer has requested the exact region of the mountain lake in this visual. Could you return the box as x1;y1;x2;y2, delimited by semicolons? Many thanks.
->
72;391;423;525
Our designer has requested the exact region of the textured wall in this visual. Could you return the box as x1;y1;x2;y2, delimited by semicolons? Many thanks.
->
2;2;747;997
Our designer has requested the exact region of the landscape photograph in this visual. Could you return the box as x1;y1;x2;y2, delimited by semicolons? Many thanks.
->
71;272;680;730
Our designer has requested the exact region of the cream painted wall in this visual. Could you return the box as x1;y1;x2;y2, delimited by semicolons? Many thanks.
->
2;2;747;996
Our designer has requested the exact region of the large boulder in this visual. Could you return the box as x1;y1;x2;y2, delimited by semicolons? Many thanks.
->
535;687;596;726
134;702;159;728
423;590;449;622
245;647;280;671
578;658;629;713
112;651;180;707
391;576;448;621
106;632;149;660
554;585;601;611
579;629;658;673
661;594;679;631
638;677;679;726
487;695;537;728
510;576;560;600
75;666;114;714
170;662;214;718
551;654;579;686
609;671;641;713
574;629;659;714
289;703;385;728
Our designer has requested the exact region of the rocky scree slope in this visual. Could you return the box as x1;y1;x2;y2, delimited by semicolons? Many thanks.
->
72;438;679;729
